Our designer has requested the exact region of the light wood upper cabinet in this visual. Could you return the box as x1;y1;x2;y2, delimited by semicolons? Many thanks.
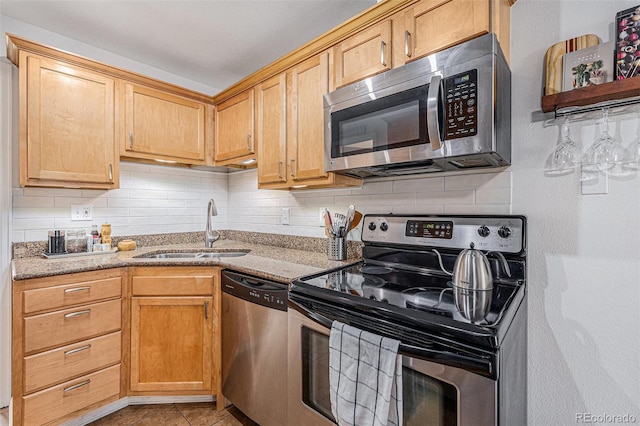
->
394;0;508;67
19;52;119;189
256;74;287;185
404;0;489;62
123;83;207;163
214;88;255;165
334;19;392;88
288;53;331;182
258;53;361;189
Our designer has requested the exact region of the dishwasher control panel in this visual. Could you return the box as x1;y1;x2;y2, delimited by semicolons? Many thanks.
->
222;271;288;311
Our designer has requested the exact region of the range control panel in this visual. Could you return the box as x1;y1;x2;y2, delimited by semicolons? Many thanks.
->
405;220;453;239
362;215;525;254
444;70;478;140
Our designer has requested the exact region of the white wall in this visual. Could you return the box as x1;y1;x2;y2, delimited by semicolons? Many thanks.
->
11;162;228;242
227;169;512;238
511;1;640;424
0;59;13;408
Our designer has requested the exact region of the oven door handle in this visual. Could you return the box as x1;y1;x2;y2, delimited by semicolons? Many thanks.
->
289;299;493;376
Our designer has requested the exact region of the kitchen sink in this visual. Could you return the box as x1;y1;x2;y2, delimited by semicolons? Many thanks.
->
135;250;249;259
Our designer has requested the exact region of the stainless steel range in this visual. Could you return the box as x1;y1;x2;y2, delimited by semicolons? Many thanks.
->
288;214;527;426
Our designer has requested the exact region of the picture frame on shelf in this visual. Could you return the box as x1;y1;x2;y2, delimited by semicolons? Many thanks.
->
615;4;640;80
562;41;614;92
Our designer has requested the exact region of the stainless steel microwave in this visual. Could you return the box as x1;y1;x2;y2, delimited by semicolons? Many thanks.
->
323;33;511;178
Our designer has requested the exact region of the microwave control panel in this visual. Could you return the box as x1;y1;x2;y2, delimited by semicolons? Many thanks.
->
444;70;478;140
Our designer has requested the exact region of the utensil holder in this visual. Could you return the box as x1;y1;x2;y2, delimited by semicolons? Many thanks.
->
327;237;347;261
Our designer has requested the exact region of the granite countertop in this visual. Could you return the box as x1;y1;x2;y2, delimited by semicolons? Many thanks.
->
11;239;359;284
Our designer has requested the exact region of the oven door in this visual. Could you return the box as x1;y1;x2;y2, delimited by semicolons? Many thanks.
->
288;303;497;426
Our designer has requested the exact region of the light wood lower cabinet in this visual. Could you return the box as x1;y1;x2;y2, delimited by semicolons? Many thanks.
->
12;269;125;426
129;267;221;401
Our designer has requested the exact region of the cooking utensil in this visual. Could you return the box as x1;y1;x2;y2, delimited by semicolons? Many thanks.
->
348;211;363;232
344;205;355;231
323;209;332;237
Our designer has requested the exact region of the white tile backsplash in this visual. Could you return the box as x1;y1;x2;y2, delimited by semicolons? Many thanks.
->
12;162;512;242
11;162;228;242
227;169;513;239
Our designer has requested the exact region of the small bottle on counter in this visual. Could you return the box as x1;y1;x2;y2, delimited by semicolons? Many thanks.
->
91;225;100;249
86;233;93;252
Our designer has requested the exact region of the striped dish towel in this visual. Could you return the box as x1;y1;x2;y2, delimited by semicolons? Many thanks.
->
329;321;403;426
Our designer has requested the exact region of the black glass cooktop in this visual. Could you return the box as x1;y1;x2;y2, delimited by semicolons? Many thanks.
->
296;261;520;326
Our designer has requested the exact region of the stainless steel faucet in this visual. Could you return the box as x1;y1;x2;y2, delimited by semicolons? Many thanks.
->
205;199;221;247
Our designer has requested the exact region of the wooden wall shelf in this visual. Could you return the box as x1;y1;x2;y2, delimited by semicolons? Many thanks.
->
541;77;640;113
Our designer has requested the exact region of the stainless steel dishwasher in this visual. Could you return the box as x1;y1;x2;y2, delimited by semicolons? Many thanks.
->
221;270;288;426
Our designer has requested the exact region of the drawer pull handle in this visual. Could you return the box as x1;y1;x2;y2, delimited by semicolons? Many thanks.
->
64;345;91;356
246;134;252;150
129;130;134;149
64;286;90;293
405;30;412;57
64;379;91;393
204;301;209;320
64;309;91;319
380;41;387;67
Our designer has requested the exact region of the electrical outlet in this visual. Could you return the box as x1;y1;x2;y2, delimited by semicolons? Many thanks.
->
581;169;608;195
281;208;291;225
319;208;327;227
71;204;93;221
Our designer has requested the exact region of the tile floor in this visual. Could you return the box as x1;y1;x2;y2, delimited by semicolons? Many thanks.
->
0;403;259;426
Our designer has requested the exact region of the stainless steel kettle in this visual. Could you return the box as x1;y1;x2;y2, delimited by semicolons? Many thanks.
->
434;243;511;323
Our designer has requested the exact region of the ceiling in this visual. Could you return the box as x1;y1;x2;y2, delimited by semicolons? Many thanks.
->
0;0;377;94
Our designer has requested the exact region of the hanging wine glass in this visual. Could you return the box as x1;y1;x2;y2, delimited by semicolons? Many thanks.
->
623;111;640;170
547;116;584;175
583;108;631;175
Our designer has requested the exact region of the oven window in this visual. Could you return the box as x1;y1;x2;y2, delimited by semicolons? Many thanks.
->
301;326;458;426
330;84;428;158
403;366;458;426
301;327;335;422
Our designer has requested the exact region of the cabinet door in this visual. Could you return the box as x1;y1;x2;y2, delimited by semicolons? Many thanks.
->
21;53;117;188
257;74;287;185
404;0;489;62
334;19;391;88
124;83;206;162
214;88;255;163
131;296;213;392
288;53;330;182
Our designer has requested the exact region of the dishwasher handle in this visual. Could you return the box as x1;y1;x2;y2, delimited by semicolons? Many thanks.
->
222;270;288;311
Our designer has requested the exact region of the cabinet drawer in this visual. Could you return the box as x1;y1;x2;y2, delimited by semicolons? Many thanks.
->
24;299;121;354
132;275;214;296
22;364;120;426
24;331;121;394
23;276;121;314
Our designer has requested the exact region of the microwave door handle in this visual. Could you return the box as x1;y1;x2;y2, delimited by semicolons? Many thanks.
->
427;74;443;151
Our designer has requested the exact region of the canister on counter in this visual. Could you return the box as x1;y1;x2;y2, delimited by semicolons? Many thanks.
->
101;223;112;248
